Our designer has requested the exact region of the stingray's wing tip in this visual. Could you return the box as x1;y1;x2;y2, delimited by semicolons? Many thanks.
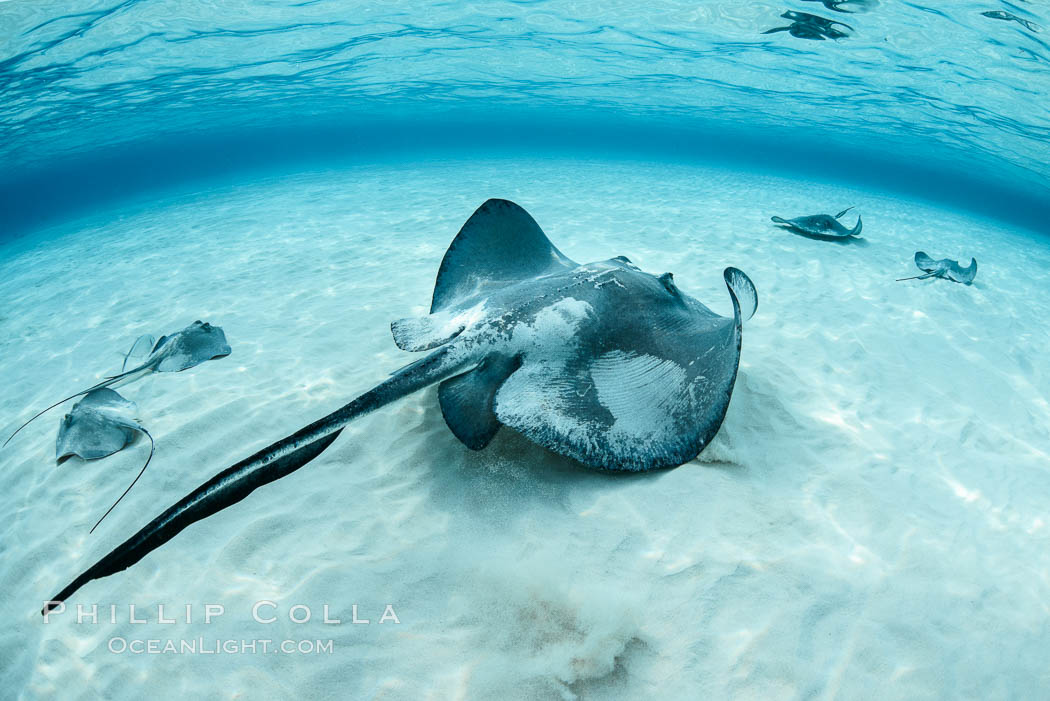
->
723;267;758;323
849;214;863;236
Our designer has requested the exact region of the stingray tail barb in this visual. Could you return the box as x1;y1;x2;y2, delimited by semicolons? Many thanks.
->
44;346;467;614
4;364;152;449
723;267;758;324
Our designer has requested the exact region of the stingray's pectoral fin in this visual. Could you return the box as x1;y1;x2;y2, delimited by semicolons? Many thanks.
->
439;354;522;450
847;215;862;237
948;258;977;284
914;251;937;270
391;314;465;352
122;334;157;372
723;267;758;324
430;199;578;313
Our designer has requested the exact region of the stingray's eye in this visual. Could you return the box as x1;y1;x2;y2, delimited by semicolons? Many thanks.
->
613;255;631;264
658;272;677;293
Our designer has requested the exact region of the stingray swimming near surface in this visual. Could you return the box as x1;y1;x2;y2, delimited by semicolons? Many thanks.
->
771;207;863;240
56;388;155;534
981;11;1040;32
896;251;977;284
763;11;853;40
42;198;758;612
4;321;230;448
799;0;879;13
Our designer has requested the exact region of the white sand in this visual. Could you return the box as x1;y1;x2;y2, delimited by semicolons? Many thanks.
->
2;158;1049;699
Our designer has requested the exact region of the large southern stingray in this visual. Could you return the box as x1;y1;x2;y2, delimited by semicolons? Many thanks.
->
55;388;155;533
896;251;977;284
771;207;863;240
5;321;230;448
42;198;758;612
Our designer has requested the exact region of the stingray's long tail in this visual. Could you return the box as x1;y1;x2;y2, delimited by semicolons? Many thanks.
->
43;347;466;614
4;365;152;449
90;429;155;534
895;272;938;282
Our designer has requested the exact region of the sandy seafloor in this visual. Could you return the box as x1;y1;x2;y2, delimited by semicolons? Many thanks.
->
1;158;1049;700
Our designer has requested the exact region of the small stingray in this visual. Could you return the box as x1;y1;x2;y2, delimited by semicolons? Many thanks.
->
763;11;853;40
5;321;230;448
896;251;977;284
43;198;759;611
55;388;155;534
771;207;863;240
800;0;879;13
981;11;1040;32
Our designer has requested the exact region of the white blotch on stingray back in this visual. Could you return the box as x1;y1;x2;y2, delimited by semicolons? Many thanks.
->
590;351;688;439
508;297;594;358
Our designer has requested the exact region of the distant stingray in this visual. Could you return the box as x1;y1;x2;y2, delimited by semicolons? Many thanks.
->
800;0;879;13
5;321;230;447
896;251;977;284
56;388;154;533
771;207;863;240
981;11;1040;32
43;198;759;611
763;11;853;40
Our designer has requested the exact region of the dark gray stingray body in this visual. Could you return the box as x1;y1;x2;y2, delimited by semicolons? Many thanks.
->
55;388;156;533
763;11;853;40
5;321;230;447
896;251;977;284
982;11;1039;32
43;198;757;612
772;207;862;240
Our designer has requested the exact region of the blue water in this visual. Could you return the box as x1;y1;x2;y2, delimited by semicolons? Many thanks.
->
2;0;1049;238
